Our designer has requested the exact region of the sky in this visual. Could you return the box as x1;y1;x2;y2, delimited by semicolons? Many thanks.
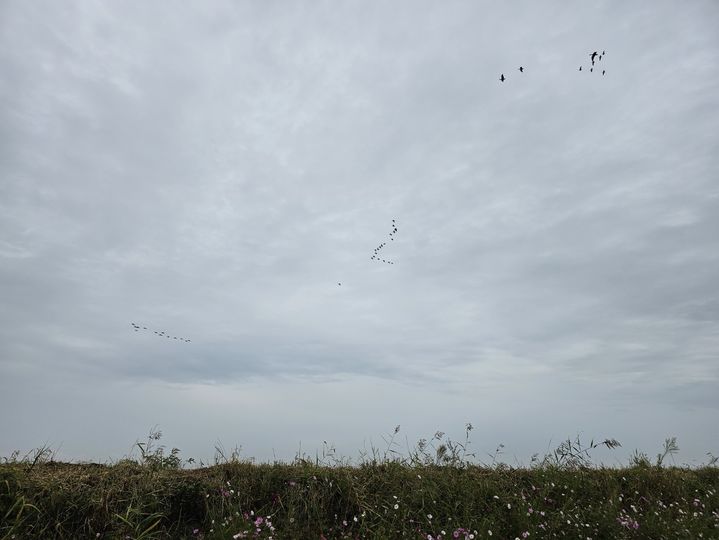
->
1;0;718;468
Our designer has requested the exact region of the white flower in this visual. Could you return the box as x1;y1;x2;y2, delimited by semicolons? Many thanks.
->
427;514;433;520
394;504;399;510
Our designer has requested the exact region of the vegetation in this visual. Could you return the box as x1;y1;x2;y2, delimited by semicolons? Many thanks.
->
1;426;717;539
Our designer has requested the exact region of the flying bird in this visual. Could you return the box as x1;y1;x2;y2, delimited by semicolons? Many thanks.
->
579;66;582;71
518;66;524;72
499;74;505;82
602;70;606;75
591;51;598;64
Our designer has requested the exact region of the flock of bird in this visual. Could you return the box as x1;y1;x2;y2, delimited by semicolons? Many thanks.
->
130;322;191;342
370;219;398;266
499;50;607;82
579;50;607;75
337;219;400;286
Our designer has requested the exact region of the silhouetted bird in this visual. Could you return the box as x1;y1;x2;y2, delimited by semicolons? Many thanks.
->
591;51;598;64
579;66;582;71
602;70;606;75
602;50;605;55
598;55;602;61
519;66;524;72
499;74;505;82
338;283;341;286
590;67;593;72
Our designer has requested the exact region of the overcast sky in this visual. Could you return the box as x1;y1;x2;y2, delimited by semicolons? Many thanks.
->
1;1;718;467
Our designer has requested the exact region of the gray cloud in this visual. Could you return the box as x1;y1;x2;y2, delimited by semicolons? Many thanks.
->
1;0;718;464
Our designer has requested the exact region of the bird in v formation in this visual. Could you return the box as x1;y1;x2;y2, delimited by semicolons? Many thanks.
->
369;219;398;265
130;322;191;342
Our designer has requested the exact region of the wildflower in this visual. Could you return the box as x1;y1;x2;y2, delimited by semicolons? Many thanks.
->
522;532;530;538
488;531;492;536
394;504;399;510
354;516;358;522
493;495;500;500
428;514;433;520
507;503;512;509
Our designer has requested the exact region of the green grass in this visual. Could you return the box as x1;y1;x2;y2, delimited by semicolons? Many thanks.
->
1;427;717;539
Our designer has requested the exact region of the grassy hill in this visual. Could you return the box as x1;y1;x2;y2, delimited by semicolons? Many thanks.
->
2;430;717;539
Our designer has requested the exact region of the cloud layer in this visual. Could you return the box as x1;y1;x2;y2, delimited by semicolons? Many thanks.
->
1;0;718;464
